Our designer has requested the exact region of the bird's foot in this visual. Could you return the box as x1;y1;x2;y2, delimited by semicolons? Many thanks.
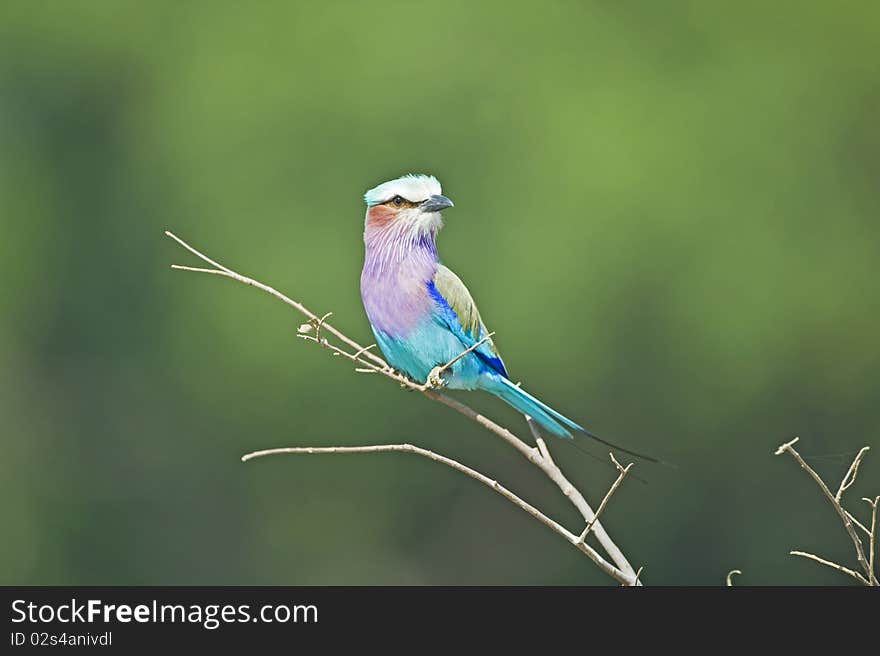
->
425;366;447;390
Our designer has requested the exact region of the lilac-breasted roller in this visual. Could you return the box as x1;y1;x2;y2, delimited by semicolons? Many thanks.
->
360;173;650;457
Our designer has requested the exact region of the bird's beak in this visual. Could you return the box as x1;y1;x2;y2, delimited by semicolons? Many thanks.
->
420;194;454;213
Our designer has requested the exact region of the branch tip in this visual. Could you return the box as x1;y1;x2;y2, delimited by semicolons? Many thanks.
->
774;436;800;455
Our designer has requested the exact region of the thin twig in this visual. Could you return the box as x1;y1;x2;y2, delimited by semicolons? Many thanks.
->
725;569;742;586
864;496;878;585
836;446;870;502
527;418;555;464
789;551;869;585
167;230;641;585
297;333;386;373
313;312;333;343
578;453;632;543
844;511;871;537
353;343;378;360
423;331;496;388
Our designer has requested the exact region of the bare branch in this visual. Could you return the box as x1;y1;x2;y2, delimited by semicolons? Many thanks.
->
166;232;236;275
775;437;876;585
789;551;869;585
241;444;633;585
522;415;639;572
167;230;642;585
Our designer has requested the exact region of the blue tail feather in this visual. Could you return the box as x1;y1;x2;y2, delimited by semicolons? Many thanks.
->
490;376;664;464
490;376;584;439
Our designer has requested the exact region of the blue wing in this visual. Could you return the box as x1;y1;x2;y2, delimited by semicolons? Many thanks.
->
428;264;508;378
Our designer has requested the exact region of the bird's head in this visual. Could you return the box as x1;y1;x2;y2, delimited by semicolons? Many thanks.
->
363;174;454;239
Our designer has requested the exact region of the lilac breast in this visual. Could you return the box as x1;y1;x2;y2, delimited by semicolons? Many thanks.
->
361;232;438;337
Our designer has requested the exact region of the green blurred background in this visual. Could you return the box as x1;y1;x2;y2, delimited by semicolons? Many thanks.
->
1;1;878;585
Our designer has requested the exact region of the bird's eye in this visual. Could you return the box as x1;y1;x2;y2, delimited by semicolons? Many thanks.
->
392;196;404;206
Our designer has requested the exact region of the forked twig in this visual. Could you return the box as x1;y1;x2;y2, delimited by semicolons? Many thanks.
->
836;446;870;502
775;437;877;585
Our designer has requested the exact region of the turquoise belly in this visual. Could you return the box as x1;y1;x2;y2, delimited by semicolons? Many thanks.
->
371;320;486;390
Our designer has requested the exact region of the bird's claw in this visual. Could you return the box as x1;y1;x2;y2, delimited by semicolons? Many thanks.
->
426;366;447;390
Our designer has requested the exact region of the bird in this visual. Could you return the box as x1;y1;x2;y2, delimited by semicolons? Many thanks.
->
359;173;655;460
